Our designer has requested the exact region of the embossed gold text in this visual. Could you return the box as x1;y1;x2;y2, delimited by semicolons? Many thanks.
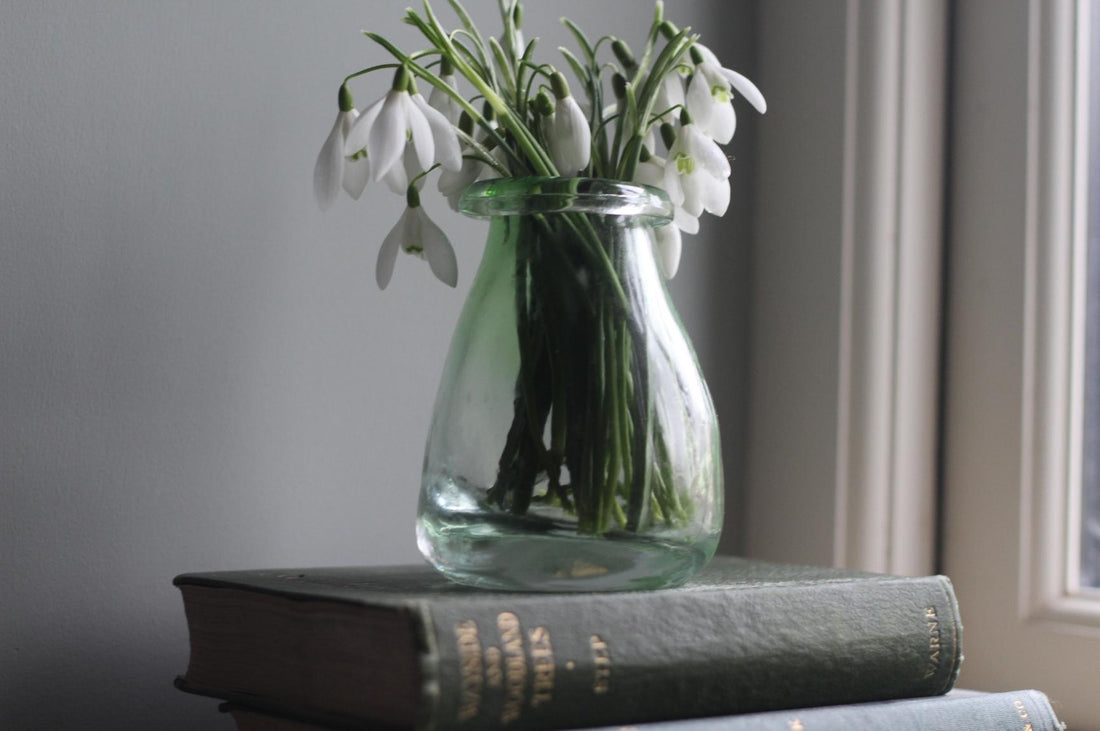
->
454;620;483;722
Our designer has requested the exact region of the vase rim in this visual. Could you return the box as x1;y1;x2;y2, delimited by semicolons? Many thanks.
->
459;177;673;223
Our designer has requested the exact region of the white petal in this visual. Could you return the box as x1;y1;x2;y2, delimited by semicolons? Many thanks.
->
633;157;666;190
701;174;730;216
705;100;736;145
413;207;458;287
344;96;384;156
655;224;683;279
383;159;408;195
405;95;435;173
439;156;482;196
412;94;462;171
428;74;461;125
313;115;346;211
368;91;408;182
662;160;686;206
673;205;699;234
685;125;730;178
376;209;406;289
656;73;685;117
722;68;767;114
686;71;715;126
549;97;591;175
680;171;707;218
342;155;370;199
696;44;721;69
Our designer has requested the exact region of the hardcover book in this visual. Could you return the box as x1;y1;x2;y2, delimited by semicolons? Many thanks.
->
174;557;963;731
221;690;1062;731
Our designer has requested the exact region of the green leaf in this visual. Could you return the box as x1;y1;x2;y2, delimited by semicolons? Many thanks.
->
558;47;590;95
561;17;596;64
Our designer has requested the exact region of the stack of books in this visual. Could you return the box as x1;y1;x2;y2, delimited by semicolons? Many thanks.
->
174;557;1064;730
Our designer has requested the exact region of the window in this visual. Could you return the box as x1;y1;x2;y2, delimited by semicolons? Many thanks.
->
741;1;1100;727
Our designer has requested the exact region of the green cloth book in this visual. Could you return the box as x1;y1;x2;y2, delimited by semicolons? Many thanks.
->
173;557;963;731
220;691;1063;731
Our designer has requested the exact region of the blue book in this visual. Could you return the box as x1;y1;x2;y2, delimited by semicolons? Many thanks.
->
223;690;1064;731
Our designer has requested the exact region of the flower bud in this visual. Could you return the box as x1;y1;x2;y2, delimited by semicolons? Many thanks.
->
458;110;474;136
612;39;637;72
535;90;555;117
612;73;628;100
660;123;677;150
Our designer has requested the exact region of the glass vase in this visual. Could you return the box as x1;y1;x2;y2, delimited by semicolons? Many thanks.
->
416;178;722;591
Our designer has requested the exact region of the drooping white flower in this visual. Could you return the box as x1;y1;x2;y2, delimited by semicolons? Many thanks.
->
545;72;591;176
697;45;768;115
663;123;731;219
376;188;458;290
313;87;370;210
686;45;767;144
344;69;462;185
633;149;695;278
687;60;736;144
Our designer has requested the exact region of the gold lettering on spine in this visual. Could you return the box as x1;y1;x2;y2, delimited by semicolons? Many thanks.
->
454;620;484;722
528;626;555;708
590;635;611;694
923;606;942;679
484;646;503;690
498;612;526;724
1013;699;1034;730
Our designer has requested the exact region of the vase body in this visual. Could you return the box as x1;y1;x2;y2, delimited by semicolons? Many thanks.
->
416;178;722;591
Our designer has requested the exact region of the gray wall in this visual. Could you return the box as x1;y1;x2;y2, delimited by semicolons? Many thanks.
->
0;2;756;728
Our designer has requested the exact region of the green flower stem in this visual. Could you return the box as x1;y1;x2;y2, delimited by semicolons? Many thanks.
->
363;31;526;171
619;28;696;180
417;2;558;175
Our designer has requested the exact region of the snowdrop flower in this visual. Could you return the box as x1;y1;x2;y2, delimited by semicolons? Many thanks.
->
696;45;768;115
633;149;691;278
314;85;370;210
344;68;462;185
663;121;731;220
686;45;767;144
376;186;458;290
544;72;591;176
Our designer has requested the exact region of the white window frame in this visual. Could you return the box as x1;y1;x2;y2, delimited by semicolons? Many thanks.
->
942;0;1100;725
744;0;1100;724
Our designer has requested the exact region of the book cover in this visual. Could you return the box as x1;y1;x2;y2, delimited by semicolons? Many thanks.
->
222;690;1062;731
174;556;963;731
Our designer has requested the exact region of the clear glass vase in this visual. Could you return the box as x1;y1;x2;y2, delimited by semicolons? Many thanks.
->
416;178;722;591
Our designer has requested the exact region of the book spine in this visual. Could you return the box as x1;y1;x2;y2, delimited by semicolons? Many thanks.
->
223;690;1062;731
612;690;1062;731
422;576;962;731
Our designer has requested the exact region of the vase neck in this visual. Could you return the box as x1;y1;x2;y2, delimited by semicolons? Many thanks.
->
460;177;673;225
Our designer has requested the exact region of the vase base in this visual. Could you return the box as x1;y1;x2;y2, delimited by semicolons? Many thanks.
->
416;485;717;592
